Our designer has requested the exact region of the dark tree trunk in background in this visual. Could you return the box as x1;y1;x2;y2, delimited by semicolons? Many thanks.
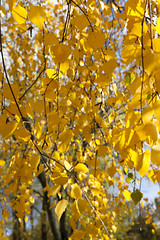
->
38;171;62;240
60;211;68;240
30;206;34;239
12;211;22;240
41;194;47;240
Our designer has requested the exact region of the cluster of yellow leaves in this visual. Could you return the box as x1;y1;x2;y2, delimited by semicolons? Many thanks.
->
1;0;160;238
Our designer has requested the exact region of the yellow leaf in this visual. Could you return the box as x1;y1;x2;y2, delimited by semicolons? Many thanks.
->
51;44;71;63
55;199;68;221
33;100;43;114
0;118;19;139
14;128;30;142
59;129;73;145
0;160;5;167
151;144;160;167
50;172;68;185
46;69;57;78
147;169;157;183
107;163;116;178
121;44;141;62
154;70;160;93
76;198;88;214
123;190;131;201
135;122;158;145
12;5;27;24
153;101;160;120
48;111;60;125
97;145;108;158
20;165;33;184
50;185;61;196
0;71;3;82
44;33;59;46
136;150;151;178
28;6;46;29
0;6;6;17
17;23;28;33
3;83;19;102
74;163;89;173
45;89;57;102
142;106;153;124
144;50;160;75
7;0;16;11
73;15;89;31
96;74;110;87
128;19;147;37
88;32;105;50
2;210;10;221
101;59;117;76
153;39;160;52
70;183;82;199
60;61;70;74
28;154;40;170
128;148;139;168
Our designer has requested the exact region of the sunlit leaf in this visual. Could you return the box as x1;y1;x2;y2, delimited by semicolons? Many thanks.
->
136;150;151;178
74;163;89;173
28;6;46;29
55;199;68;221
144;50;160;75
151;144;160;167
0;160;5;167
12;5;27;24
135;123;158;145
50;172;68;185
70;183;82;199
121;44;141;62
142;106;153;124
76;198;89;214
14;128;31;142
46;69;57;78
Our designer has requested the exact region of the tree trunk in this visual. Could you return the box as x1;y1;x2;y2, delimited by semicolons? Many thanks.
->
12;211;22;240
38;171;62;240
41;194;47;240
60;211;68;240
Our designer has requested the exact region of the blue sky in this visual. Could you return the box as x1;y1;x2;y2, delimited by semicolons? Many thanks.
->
142;179;160;203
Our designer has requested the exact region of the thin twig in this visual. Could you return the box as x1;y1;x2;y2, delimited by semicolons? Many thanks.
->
71;0;94;32
61;0;71;43
19;65;46;101
140;15;146;121
0;34;23;119
19;28;47;102
148;0;153;50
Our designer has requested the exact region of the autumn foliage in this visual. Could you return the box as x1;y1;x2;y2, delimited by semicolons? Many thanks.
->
1;0;160;239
